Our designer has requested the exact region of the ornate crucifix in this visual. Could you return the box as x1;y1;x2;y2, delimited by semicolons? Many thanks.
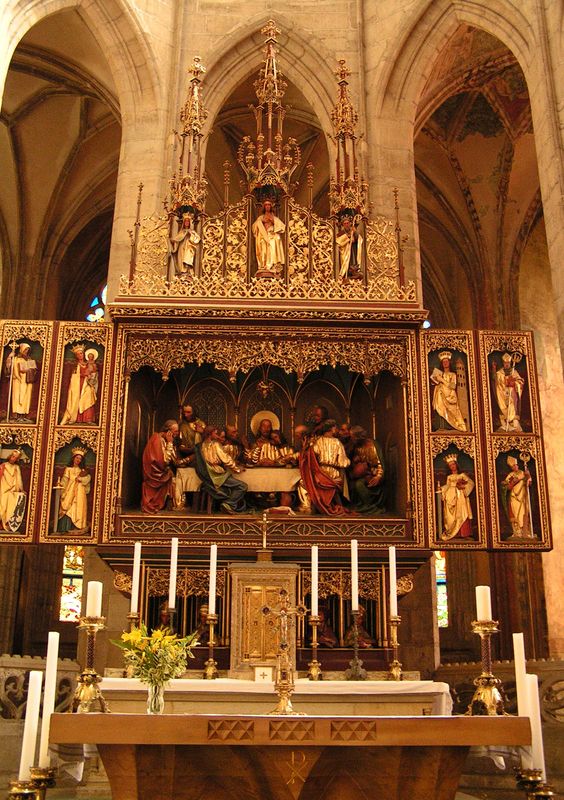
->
262;588;307;715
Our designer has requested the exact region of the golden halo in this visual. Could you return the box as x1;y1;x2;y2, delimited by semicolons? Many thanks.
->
250;410;280;437
85;348;99;362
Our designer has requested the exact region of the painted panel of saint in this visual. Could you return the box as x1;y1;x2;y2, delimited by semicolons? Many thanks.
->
495;449;539;541
50;441;95;536
488;350;531;433
0;340;43;424
0;443;33;537
428;349;471;432
58;341;104;426
432;448;478;544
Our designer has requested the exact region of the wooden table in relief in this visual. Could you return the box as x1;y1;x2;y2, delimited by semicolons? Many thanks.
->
49;713;531;800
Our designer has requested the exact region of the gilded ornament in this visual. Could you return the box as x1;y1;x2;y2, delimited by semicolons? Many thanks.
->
430;436;475;458
54;429;99;453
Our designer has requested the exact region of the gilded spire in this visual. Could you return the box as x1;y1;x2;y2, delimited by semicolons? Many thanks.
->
238;20;300;196
166;57;209;215
180;57;208;137
328;59;367;216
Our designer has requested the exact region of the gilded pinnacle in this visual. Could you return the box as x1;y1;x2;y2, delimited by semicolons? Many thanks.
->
261;19;281;41
189;56;206;80
335;59;351;83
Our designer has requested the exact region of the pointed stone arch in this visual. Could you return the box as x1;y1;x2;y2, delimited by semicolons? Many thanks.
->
0;0;161;120
201;13;338;144
377;0;534;119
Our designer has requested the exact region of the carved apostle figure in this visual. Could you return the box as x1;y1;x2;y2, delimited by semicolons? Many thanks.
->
336;213;362;281
169;210;201;279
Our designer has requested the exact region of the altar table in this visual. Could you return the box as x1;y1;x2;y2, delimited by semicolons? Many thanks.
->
99;677;453;716
175;466;301;494
49;713;531;800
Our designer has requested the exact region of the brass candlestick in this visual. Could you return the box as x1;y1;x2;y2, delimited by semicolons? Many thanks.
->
466;619;505;715
345;610;368;681
307;614;322;681
124;612;140;677
515;768;555;798
263;589;307;714
72;615;110;713
165;607;176;634
29;767;56;800
387;615;403;681
7;781;38;800
203;612;219;679
126;611;140;632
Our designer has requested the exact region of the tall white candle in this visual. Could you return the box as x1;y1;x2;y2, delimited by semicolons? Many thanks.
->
208;544;218;616
311;545;319;617
130;541;142;615
168;538;178;610
19;670;43;781
525;673;546;779
85;581;103;617
475;585;492;621
351;539;359;612
389;546;398;617
38;632;59;769
513;632;528;716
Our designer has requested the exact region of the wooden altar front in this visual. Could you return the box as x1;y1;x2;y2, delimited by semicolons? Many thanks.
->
49;713;531;800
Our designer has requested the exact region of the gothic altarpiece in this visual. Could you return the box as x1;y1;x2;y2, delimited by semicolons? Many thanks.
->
0;22;552;670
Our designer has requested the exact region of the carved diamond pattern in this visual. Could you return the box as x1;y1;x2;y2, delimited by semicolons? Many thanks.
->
331;720;378;741
269;721;315;741
207;720;254;741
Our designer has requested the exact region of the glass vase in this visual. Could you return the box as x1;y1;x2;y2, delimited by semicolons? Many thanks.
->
146;683;165;714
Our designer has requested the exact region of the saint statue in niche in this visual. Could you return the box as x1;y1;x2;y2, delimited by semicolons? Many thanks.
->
500;453;534;539
430;350;468;431
251;199;285;276
436;452;475;541
0;449;27;533
4;342;38;423
336;211;363;281
59;344;100;425
492;352;525;432
169;208;201;280
56;447;92;533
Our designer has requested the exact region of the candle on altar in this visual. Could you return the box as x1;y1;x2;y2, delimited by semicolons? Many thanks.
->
85;581;103;617
513;632;528;716
38;632;59;768
130;541;142;615
525;673;546;779
168;538;178;610
389;546;398;617
311;545;318;617
475;585;492;621
351;539;359;612
19;670;42;781
209;544;218;616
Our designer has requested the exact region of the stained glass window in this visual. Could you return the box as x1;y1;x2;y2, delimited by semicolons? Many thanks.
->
86;284;107;322
59;545;85;622
435;550;449;627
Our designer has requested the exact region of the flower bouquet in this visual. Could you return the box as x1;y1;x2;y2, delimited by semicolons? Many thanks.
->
113;624;198;713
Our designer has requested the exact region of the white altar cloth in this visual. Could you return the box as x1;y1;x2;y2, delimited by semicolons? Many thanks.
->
174;466;301;495
100;677;452;716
